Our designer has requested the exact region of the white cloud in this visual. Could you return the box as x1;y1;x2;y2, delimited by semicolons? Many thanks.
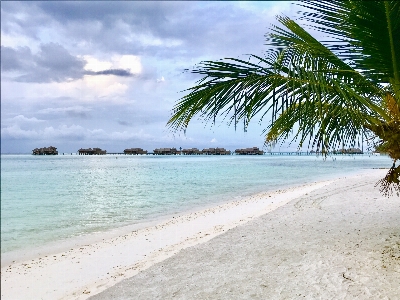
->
1;123;154;142
38;106;92;114
122;29;183;48
12;115;45;124
160;134;195;142
107;129;154;141
52;75;129;102
83;54;142;75
61;54;141;101
1;125;40;139
93;80;128;98
2;115;46;131
42;124;87;139
236;1;293;18
83;56;113;72
1;33;39;51
113;55;142;74
210;138;217;143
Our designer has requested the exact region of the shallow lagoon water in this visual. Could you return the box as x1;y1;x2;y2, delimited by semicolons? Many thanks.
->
1;154;391;255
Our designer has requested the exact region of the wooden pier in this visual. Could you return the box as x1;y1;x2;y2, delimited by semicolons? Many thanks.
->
105;151;364;156
45;151;369;156
265;151;364;155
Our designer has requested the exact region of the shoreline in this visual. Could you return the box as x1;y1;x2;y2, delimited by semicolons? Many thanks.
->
1;174;339;300
1;164;357;267
0;179;323;267
90;168;399;299
2;169;398;299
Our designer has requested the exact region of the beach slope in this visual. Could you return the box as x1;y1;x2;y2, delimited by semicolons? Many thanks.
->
90;170;399;299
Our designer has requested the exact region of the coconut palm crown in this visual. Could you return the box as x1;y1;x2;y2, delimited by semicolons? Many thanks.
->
168;1;400;196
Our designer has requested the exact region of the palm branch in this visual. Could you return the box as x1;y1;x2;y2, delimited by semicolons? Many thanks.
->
168;1;400;196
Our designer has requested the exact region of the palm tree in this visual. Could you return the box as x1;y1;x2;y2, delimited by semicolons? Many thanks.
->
168;1;400;196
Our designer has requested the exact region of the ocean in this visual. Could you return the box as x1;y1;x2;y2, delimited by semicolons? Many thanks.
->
1;153;392;260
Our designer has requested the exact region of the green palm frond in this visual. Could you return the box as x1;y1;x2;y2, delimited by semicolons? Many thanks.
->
167;0;400;196
299;1;400;94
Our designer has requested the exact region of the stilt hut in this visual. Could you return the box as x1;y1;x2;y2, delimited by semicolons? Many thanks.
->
78;148;106;155
124;148;148;155
32;146;58;155
153;148;179;155
182;148;202;155
346;148;363;154
201;147;231;155
234;147;264;155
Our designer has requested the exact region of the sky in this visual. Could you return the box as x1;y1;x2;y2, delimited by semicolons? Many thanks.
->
1;1;300;154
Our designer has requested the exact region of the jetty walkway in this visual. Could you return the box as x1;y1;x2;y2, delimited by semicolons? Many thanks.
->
57;151;368;156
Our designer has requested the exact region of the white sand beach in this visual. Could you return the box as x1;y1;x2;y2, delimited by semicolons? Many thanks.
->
1;169;399;299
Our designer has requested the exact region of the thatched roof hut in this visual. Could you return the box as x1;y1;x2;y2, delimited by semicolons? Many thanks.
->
234;147;263;155
201;147;231;155
78;148;106;155
334;148;363;154
153;148;179;155
182;148;201;155
32;146;58;155
124;148;148;155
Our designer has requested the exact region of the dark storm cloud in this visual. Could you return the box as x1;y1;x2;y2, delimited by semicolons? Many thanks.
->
1;43;85;83
2;44;133;82
2;1;185;50
0;2;51;39
85;69;134;77
117;120;132;126
38;106;92;119
36;1;179;24
2;1;274;60
36;43;83;71
65;110;89;119
1;46;33;71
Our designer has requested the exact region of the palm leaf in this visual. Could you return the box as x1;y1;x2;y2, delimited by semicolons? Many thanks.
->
298;1;400;96
167;0;400;195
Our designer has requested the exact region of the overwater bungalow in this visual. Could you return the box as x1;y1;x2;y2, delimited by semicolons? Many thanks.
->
124;148;148;155
235;147;264;155
334;148;363;154
32;146;58;155
346;148;363;154
308;149;330;155
153;148;179;155
78;148;106;155
182;148;202;155
201;147;231;155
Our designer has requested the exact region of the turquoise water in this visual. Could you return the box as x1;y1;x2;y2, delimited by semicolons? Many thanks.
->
1;154;392;255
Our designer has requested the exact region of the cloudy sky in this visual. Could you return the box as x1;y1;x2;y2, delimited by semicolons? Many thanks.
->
1;1;299;154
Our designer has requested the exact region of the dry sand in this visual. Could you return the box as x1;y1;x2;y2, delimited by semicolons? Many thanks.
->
1;169;399;299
